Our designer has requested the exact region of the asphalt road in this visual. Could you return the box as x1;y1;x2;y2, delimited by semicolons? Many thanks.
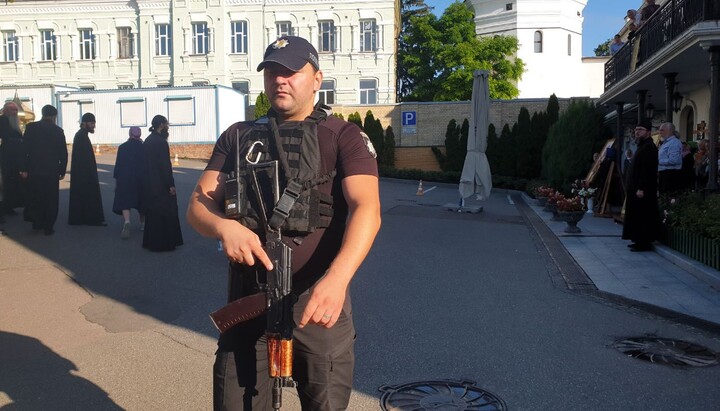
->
1;154;719;410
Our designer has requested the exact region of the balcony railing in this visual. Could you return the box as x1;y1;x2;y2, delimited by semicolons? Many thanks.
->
604;0;720;91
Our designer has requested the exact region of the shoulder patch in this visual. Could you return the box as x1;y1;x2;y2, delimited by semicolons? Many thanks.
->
360;132;377;159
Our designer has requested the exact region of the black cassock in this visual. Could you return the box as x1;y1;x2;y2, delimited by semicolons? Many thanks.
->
142;132;183;251
112;139;143;215
68;128;105;225
622;137;660;245
21;120;68;232
0;115;25;210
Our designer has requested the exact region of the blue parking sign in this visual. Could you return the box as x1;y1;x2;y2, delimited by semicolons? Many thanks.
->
402;111;416;126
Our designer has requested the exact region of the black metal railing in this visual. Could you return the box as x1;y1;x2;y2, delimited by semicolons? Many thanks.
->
604;0;720;91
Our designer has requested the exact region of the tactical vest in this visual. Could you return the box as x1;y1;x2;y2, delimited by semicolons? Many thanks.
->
225;105;336;237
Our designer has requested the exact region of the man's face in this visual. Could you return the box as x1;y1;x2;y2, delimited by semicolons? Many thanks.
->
658;124;671;140
84;121;96;133
263;62;322;122
3;103;18;116
634;126;649;140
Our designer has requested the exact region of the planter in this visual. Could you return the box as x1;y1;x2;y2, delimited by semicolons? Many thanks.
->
543;202;556;213
557;210;585;233
537;196;548;206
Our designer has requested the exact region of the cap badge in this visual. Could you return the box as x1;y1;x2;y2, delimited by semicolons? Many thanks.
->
272;39;289;49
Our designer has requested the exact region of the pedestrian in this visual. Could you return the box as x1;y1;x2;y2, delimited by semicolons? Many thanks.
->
186;35;381;410
113;126;145;239
142;115;183;252
0;101;25;216
657;122;683;197
622;119;659;252
68;112;106;226
19;105;68;236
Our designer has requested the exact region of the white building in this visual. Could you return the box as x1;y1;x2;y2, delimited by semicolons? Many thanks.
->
466;0;606;99
0;0;397;108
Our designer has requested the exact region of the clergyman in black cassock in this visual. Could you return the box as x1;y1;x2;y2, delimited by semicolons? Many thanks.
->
68;113;106;226
0;101;25;214
142;115;183;251
20;105;68;235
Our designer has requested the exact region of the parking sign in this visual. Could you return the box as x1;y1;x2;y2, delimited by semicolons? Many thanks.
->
402;111;417;134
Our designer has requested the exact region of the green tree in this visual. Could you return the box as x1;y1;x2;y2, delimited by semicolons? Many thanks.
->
383;126;396;167
594;38;612;56
363;111;385;164
398;0;435;99
432;118;467;172
254;92;270;119
348;112;363;129
399;2;524;101
514;107;534;179
546;93;560;125
542;100;610;190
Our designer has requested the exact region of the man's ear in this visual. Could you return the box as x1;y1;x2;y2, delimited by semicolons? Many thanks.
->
313;70;323;93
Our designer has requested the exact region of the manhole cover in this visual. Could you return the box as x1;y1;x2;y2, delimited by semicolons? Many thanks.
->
613;337;720;367
379;379;507;410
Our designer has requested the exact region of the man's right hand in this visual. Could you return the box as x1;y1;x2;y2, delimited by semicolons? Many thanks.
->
217;219;273;270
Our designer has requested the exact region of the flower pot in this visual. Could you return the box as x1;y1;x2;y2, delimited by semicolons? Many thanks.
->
558;210;585;233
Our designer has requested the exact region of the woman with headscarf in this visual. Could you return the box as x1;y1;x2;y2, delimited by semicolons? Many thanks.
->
113;126;145;239
141;115;183;251
68;112;106;226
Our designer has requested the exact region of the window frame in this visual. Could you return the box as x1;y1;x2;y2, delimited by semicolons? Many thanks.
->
359;78;377;105
276;22;293;38
79;28;96;60
533;30;543;53
359;19;377;52
318;79;335;105
117;27;134;59
230;21;248;54
155;23;172;57
2;30;18;62
318;20;335;53
40;30;57;61
192;22;210;55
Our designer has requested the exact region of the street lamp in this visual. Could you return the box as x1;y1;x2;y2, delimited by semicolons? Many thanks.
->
672;92;683;112
645;103;655;120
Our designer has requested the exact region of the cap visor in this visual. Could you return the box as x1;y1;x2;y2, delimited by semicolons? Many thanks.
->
257;59;304;72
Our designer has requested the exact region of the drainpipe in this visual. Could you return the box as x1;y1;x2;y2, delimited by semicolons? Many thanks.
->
705;46;720;192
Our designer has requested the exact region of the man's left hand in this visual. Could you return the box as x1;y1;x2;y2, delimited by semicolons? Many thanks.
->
298;273;348;329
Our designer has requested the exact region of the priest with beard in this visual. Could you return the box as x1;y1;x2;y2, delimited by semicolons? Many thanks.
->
142;115;183;251
68;112;106;226
0;101;25;216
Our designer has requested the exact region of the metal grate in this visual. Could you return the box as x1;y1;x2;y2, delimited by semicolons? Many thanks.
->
379;379;507;411
613;337;720;367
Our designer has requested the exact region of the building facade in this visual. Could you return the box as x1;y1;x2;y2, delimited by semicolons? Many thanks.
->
0;0;398;107
465;0;605;99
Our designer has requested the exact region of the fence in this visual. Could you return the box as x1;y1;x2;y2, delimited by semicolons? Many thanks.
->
661;226;720;270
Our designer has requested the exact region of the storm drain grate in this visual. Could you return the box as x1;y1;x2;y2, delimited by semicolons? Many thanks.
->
379;379;507;410
613;337;720;367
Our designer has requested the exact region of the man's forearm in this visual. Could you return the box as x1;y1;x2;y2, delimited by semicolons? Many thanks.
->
324;204;381;284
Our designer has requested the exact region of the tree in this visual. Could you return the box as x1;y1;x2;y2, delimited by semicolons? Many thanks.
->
383;126;396;167
541;100;610;190
594;38;611;57
363;111;385;165
514;107;534;179
399;2;524;101
254;92;270;119
398;0;435;100
348;112;363;129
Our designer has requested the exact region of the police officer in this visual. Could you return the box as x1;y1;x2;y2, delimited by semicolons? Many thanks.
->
187;36;381;410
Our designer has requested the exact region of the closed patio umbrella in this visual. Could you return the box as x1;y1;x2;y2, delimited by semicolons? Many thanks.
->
459;70;492;202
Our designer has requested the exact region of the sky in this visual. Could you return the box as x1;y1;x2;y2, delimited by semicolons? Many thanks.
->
424;0;632;57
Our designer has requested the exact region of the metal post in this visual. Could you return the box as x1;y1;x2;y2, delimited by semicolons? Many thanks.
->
636;90;647;125
615;102;625;165
706;46;720;191
664;73;677;123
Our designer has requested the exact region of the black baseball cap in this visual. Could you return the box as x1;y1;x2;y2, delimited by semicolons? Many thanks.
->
257;36;320;72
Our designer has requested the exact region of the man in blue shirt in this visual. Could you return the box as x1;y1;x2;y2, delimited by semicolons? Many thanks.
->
657;122;683;196
610;35;625;55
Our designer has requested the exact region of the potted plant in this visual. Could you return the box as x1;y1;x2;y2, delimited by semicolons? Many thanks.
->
556;196;586;233
534;186;555;206
571;179;597;214
545;192;565;220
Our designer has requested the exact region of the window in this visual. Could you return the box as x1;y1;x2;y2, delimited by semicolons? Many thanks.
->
318;80;335;105
318;21;335;53
359;79;377;104
166;96;195;125
117;27;134;59
359;19;377;52
155;24;172;56
2;31;18;62
506;3;513;11
533;31;542;53
192;22;210;55
40;30;56;61
567;34;571;56
230;21;248;54
79;100;95;117
276;22;293;38
79;29;95;60
232;81;249;94
192;80;209;86
118;98;146;127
